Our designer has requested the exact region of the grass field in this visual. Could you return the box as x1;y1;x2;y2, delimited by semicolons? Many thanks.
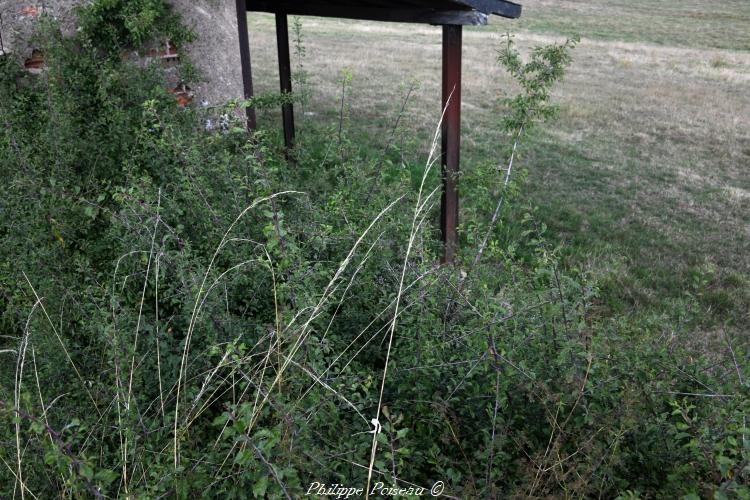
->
244;0;750;352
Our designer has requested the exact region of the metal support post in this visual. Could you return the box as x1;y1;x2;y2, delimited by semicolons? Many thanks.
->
236;0;257;130
276;13;296;149
441;24;462;264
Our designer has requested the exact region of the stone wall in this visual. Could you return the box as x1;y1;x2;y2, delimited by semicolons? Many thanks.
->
0;0;78;58
168;0;244;106
0;0;244;106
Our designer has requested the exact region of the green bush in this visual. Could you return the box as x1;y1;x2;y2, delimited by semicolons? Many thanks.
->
1;2;747;498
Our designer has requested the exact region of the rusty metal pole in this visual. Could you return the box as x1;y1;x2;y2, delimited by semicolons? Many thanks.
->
276;13;296;150
235;0;256;130
441;25;462;264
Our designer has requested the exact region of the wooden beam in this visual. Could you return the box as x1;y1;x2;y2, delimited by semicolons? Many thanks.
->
441;25;462;264
236;0;257;130
248;2;488;26
275;13;295;150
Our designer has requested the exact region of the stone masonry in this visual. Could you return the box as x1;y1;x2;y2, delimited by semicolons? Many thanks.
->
0;0;244;106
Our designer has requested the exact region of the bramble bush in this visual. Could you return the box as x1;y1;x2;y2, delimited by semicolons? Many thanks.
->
1;2;748;498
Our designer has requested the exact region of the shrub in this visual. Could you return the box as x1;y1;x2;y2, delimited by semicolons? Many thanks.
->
1;3;747;498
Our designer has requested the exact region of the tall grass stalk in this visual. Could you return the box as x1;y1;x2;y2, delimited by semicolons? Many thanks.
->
123;189;160;493
173;191;301;467
14;300;41;500
365;94;449;497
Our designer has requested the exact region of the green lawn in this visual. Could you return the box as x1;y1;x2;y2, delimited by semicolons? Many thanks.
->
513;0;750;50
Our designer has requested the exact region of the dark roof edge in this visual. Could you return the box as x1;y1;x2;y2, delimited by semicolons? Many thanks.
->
247;3;492;26
459;0;522;19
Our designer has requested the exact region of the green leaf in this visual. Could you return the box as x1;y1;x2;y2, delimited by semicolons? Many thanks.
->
234;448;254;466
252;476;268;498
79;463;94;480
94;469;118;485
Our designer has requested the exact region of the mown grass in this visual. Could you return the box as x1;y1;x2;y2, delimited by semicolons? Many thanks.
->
243;0;749;354
512;0;750;50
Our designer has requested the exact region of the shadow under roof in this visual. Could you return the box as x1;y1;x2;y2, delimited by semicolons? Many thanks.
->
236;0;523;261
246;0;522;25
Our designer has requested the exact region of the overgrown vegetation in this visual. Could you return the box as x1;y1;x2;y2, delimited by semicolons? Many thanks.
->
1;2;748;498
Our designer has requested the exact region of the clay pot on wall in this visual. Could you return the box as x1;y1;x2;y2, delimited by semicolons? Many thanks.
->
24;49;44;73
169;83;194;106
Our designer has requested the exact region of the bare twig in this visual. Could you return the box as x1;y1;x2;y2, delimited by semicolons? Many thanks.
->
252;443;293;500
485;371;501;490
472;124;525;271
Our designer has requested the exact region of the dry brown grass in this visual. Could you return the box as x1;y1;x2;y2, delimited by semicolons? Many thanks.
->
243;10;750;171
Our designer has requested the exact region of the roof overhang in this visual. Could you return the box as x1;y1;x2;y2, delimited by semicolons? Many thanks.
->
246;0;522;26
